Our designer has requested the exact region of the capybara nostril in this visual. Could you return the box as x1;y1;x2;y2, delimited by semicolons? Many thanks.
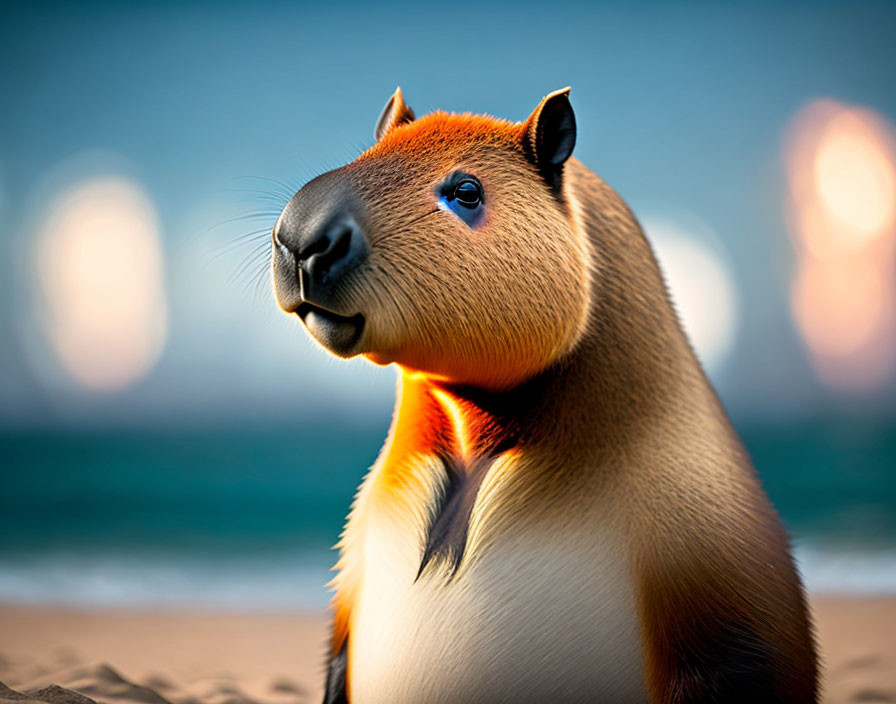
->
300;218;366;298
275;213;368;312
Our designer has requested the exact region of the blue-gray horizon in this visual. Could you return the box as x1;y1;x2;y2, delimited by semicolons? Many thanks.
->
1;0;896;429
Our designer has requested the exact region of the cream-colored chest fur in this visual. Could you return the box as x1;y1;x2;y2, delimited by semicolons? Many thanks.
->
344;453;647;704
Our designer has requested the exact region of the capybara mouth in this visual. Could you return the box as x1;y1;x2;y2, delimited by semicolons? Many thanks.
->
296;302;365;356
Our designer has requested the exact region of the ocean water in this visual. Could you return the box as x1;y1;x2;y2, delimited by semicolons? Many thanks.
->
1;418;894;609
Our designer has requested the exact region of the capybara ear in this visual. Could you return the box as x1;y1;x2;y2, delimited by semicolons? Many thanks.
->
375;87;416;141
522;87;576;187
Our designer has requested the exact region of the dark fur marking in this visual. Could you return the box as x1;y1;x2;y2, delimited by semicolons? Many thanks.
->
642;538;818;703
663;616;783;703
673;609;816;703
417;447;510;580
322;640;348;704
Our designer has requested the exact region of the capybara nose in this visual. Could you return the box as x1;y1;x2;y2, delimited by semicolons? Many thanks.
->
274;214;368;311
298;217;368;302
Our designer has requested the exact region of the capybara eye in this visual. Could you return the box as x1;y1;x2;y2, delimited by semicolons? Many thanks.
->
439;172;484;227
454;180;482;208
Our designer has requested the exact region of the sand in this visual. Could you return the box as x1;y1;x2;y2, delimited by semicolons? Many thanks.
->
0;597;893;703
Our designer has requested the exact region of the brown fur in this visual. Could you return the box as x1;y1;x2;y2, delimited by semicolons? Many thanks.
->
318;107;591;390
275;89;818;702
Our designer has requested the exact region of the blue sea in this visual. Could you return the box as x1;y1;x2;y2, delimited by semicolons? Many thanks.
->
1;417;894;610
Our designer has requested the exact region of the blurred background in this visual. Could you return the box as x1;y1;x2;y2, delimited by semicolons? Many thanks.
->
1;0;894;610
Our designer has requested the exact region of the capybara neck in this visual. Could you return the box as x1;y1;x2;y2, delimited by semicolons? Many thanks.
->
387;159;713;466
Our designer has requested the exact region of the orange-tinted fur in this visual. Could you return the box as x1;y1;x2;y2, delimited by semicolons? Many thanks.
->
323;110;591;390
277;89;818;703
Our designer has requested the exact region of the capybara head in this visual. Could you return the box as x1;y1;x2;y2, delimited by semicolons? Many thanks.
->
273;88;592;390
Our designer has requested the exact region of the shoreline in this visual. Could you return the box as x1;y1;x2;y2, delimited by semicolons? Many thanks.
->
1;596;894;703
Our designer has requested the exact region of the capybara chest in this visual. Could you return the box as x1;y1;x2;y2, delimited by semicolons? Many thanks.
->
346;473;647;703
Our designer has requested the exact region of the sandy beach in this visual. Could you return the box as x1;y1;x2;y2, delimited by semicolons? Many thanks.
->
0;597;893;704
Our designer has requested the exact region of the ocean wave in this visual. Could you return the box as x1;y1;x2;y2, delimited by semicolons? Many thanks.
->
0;544;893;609
795;543;896;595
0;551;334;610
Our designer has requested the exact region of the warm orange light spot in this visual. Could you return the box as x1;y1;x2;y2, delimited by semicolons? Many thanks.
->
814;117;896;238
785;100;896;392
431;388;472;459
792;257;889;358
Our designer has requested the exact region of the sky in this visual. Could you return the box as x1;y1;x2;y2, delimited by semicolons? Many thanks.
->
1;0;895;428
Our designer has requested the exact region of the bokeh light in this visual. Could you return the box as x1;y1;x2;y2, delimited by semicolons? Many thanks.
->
814;117;896;237
34;176;168;391
785;100;896;391
644;218;739;373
